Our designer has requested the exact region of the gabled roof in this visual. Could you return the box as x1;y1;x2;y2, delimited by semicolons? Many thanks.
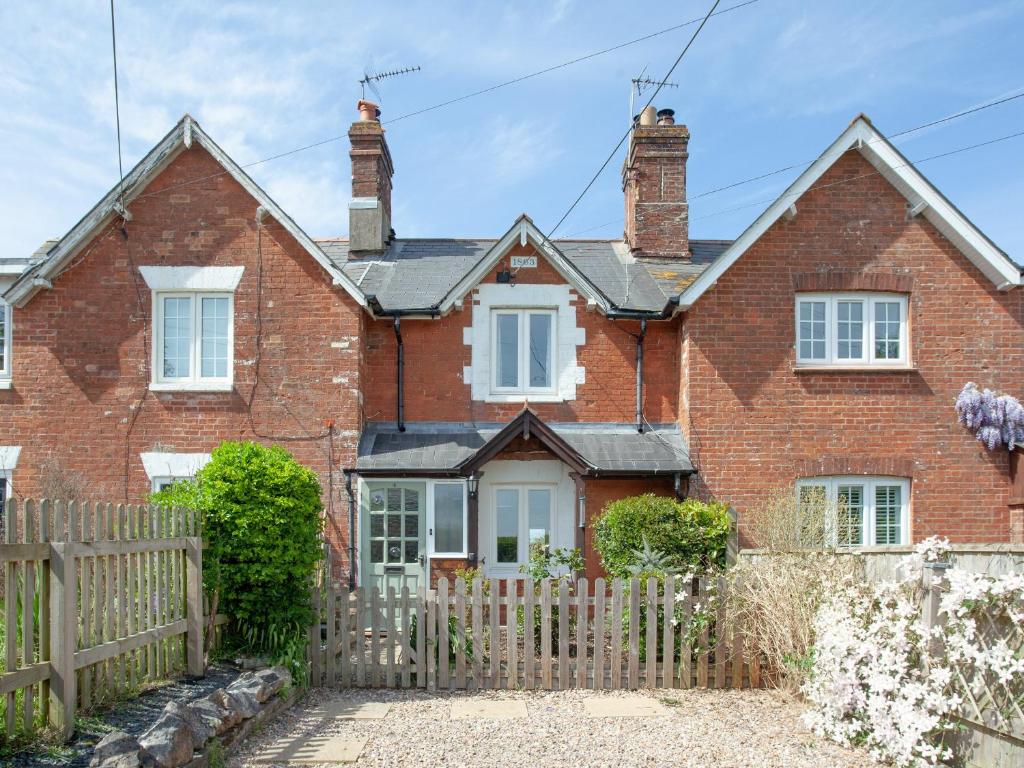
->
319;233;720;314
5;115;367;308
355;418;693;475
678;115;1022;310
437;215;614;313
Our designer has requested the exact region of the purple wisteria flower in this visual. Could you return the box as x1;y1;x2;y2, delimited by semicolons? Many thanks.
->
955;382;1024;451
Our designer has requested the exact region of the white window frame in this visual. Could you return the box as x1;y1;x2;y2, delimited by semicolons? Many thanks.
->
795;476;911;547
488;482;556;575
151;291;234;391
795;293;909;368
427;480;469;558
151;476;188;493
489;308;558;397
0;299;11;387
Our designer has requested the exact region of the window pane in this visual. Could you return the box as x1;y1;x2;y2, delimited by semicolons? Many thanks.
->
387;540;402;563
404;513;419;538
495;488;519;563
200;297;229;378
434;484;464;554
370;514;384;538
369;489;385;512
874;301;901;360
837;484;864;547
162;297;192;378
798;301;826;360
527;489;550;551
837;301;863;359
387;514;401;537
874;485;903;545
528;313;552;389
495;313;519;387
370;540;384;563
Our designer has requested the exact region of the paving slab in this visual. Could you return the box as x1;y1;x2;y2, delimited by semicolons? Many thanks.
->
307;699;392;719
255;733;368;764
450;699;529;720
582;696;669;718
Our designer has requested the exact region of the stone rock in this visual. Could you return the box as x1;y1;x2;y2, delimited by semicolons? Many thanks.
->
254;667;291;699
165;700;215;748
138;711;196;768
227;672;266;711
208;688;245;731
90;731;141;768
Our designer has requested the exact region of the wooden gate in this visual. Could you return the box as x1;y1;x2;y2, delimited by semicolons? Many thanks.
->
309;575;765;691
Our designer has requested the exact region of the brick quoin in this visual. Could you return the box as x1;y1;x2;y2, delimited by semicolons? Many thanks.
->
682;149;1024;545
0;146;363;579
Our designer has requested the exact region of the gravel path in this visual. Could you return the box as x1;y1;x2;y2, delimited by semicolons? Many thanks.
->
230;687;878;768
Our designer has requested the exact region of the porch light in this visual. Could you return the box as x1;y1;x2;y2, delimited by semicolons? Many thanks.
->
467;472;480;499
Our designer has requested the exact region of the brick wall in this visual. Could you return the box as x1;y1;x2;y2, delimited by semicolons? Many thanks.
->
0;146;363;578
361;244;680;425
683;148;1024;544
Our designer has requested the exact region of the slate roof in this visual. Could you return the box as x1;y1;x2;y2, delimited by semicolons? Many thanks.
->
356;421;693;474
317;237;732;313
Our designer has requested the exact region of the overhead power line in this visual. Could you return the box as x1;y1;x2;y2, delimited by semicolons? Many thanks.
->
133;1;762;203
559;90;1024;237
689;89;1024;201
545;0;726;240
688;127;1024;224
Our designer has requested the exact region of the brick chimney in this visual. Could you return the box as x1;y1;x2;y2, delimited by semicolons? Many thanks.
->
348;100;394;253
622;106;690;259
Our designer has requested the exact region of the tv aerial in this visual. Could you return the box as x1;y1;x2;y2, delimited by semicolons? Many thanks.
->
359;64;422;102
629;65;678;125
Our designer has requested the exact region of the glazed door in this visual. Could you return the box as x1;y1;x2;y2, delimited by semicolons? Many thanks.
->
362;482;426;617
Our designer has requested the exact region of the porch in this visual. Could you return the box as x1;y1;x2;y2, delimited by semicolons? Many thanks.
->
351;409;694;591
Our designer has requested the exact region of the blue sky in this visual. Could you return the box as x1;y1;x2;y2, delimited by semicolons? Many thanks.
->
3;0;1023;261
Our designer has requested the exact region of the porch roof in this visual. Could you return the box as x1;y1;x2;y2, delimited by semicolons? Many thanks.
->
354;420;693;476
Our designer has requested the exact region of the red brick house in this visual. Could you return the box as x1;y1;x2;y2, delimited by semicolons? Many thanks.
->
1;103;1021;592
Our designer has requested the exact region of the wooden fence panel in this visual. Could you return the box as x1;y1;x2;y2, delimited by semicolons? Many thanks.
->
1;500;206;745
304;575;769;696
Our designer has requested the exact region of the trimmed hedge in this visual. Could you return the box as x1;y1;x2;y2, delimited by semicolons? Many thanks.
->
593;494;731;577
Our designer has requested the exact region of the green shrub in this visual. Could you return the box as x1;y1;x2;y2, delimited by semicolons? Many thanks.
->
593;494;731;578
152;441;323;680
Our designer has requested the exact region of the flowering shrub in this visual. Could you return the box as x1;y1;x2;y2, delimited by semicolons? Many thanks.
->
955;382;1024;450
802;536;1024;767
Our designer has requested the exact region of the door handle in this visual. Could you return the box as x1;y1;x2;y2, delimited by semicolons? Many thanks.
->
418;554;425;566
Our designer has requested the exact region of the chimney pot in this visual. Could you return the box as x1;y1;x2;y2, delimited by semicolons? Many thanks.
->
358;99;380;122
639;105;657;126
656;108;675;126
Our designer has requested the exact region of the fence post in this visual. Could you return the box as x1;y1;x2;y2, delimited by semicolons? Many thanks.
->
922;561;951;659
725;507;739;567
185;536;205;677
48;541;77;739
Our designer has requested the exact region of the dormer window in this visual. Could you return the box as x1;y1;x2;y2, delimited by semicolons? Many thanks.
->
490;309;556;396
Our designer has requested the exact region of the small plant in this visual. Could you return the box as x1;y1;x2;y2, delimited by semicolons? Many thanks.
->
518;544;582;650
408;612;474;675
626;537;678;577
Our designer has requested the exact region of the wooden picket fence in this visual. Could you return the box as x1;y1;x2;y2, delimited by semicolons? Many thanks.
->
0;499;206;743
309;574;766;691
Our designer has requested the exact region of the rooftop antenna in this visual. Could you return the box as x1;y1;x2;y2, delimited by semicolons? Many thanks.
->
359;64;422;102
629;71;679;127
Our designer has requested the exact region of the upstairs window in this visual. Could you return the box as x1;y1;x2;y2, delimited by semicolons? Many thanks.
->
0;299;10;385
491;309;556;395
796;293;908;367
153;293;233;390
796;476;910;546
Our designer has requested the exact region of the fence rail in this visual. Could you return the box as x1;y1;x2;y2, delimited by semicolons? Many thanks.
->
0;499;205;742
309;574;767;692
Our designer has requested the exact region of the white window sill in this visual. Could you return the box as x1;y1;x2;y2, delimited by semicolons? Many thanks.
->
485;393;563;403
0;379;11;390
430;553;469;560
793;365;916;374
150;381;235;393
